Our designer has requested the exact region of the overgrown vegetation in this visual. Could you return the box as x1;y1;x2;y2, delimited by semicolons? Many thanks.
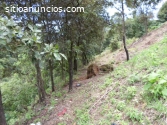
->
74;36;167;124
0;0;166;124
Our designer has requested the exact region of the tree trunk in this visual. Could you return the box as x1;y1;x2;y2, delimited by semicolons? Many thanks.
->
35;60;46;102
49;59;55;92
122;0;129;61
0;89;7;125
68;41;73;91
82;52;88;65
61;58;65;80
73;52;77;72
144;15;148;33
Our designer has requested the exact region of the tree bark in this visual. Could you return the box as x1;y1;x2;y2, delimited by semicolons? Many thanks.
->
0;89;7;125
61;58;65;80
122;0;129;61
35;60;46;102
82;52;88;65
73;52;77;72
68;41;73;91
49;59;55;92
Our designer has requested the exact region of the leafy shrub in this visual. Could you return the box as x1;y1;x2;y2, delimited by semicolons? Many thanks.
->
143;71;167;99
148;20;162;31
126;37;138;45
1;73;37;124
110;39;119;52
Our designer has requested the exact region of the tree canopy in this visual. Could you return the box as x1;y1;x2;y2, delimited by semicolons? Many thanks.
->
158;1;167;22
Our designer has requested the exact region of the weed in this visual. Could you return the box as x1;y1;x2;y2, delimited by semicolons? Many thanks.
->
116;101;126;111
127;74;141;85
51;99;57;107
148;100;167;113
126;108;143;122
75;108;91;125
99;120;112;125
57;123;66;125
25;109;35;120
110;98;117;105
113;111;122;121
100;78;112;90
120;121;129;125
126;86;137;100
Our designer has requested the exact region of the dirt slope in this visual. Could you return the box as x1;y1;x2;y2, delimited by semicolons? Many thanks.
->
94;22;167;65
27;22;167;125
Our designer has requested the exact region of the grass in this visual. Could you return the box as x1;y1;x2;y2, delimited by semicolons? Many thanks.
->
73;35;167;124
20;35;167;125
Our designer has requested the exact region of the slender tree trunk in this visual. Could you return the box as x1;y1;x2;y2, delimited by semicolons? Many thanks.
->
144;16;148;33
61;58;65;80
0;89;7;125
122;0;129;61
82;52;88;65
49;59;55;92
73;52;77;72
35;60;46;102
69;41;73;91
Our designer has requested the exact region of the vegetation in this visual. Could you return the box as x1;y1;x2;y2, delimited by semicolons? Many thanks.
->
0;0;166;124
158;1;167;22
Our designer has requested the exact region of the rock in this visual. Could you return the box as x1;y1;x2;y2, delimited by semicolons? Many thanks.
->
100;64;114;72
30;122;41;125
87;64;99;79
36;122;42;125
76;83;81;87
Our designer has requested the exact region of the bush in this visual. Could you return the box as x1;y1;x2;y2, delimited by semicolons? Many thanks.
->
1;73;37;124
126;37;138;45
143;71;167;99
110;39;119;52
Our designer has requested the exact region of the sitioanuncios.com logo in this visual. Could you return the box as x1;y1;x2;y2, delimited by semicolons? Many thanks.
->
5;5;85;13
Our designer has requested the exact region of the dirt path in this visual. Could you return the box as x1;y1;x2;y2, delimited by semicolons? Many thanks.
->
27;22;167;125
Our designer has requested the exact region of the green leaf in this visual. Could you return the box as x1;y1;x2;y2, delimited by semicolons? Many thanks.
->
6;19;16;26
0;38;7;45
28;24;34;31
60;53;67;60
144;83;152;91
34;29;41;33
40;52;45;55
53;53;61;61
148;72;160;83
162;88;167;96
34;51;41;60
158;79;166;84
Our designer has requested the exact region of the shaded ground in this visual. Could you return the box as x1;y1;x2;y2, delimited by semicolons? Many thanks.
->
27;22;167;125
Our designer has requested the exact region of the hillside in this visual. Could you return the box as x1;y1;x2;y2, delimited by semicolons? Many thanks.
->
27;22;167;125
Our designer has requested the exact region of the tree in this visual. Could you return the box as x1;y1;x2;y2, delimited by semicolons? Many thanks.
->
110;0;130;60
0;89;7;125
158;1;167;23
0;16;23;125
133;0;162;33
